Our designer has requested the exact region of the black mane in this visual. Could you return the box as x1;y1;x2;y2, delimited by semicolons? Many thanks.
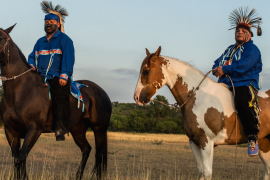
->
15;45;32;69
0;28;31;68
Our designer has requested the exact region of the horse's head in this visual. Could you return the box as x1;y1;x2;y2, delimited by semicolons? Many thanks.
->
134;46;169;105
0;24;16;63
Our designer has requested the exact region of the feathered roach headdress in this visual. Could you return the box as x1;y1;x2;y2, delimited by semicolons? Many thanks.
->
41;1;68;33
229;7;262;37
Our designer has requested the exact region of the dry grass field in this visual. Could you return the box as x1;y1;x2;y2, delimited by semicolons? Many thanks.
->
0;129;265;180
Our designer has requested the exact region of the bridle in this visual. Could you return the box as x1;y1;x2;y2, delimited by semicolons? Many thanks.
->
0;29;33;81
0;29;10;56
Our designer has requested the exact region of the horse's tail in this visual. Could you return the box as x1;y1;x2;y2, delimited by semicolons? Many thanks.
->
91;130;108;179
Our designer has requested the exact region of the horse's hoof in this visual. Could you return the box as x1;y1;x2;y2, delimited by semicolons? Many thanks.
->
56;135;65;141
14;158;20;166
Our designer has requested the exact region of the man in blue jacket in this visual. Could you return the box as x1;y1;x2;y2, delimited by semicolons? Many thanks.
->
212;7;262;156
28;3;74;141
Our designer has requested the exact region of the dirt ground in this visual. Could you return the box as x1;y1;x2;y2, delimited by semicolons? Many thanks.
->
0;129;265;180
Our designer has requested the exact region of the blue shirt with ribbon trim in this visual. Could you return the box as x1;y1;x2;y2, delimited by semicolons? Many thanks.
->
212;40;262;90
28;29;75;82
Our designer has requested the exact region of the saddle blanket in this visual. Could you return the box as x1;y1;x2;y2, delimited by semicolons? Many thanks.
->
70;81;88;110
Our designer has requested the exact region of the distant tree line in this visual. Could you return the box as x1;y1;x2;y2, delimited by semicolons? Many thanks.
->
110;95;184;134
0;89;184;134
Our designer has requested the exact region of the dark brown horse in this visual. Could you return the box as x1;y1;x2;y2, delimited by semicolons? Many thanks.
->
0;25;111;180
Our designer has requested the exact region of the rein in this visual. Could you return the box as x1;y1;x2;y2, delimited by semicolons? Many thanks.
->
0;29;33;82
226;75;238;177
0;68;33;81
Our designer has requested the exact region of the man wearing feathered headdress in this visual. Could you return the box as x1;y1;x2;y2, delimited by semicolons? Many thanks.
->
212;7;262;156
28;1;74;141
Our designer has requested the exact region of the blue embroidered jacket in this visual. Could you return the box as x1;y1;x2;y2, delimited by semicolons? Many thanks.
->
28;30;75;81
212;40;262;89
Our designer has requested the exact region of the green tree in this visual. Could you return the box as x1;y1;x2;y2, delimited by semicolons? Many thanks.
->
108;94;184;134
148;95;170;118
156;121;166;133
163;121;177;133
144;117;158;133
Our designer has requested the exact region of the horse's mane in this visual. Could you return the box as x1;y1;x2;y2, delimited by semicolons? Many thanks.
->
162;56;225;84
163;56;235;90
0;28;31;68
162;56;209;76
15;45;32;69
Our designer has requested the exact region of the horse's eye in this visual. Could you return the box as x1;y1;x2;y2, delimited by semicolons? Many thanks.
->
143;70;150;75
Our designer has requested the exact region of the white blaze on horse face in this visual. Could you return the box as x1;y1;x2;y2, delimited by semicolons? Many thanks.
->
259;91;269;99
134;64;149;105
134;74;144;105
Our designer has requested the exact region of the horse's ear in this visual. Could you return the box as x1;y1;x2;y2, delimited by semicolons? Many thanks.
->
146;48;150;56
154;46;161;57
4;23;17;34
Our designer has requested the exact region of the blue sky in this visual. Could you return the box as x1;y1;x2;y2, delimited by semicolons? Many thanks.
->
2;0;270;103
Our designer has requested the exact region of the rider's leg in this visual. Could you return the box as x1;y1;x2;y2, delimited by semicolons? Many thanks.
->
233;86;259;137
233;86;259;155
48;77;71;140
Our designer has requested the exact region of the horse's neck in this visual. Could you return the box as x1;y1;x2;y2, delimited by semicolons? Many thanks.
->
1;41;32;96
161;56;214;104
1;41;29;77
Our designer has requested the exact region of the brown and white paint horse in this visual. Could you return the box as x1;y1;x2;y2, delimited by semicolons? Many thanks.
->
134;46;270;180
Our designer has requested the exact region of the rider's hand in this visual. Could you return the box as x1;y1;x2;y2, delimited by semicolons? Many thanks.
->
213;66;224;77
30;65;35;71
59;79;67;86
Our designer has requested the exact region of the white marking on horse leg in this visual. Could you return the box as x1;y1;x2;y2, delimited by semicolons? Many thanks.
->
189;141;204;180
200;136;214;180
259;150;270;180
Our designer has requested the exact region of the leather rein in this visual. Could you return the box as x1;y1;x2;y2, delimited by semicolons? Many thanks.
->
0;30;32;82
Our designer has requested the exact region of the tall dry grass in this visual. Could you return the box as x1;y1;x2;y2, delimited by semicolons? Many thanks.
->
0;129;265;179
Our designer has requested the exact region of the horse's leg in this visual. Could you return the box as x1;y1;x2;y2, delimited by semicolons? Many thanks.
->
4;127;21;180
200;137;214;180
70;120;91;180
258;135;270;180
92;129;108;180
17;126;41;180
189;140;204;180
